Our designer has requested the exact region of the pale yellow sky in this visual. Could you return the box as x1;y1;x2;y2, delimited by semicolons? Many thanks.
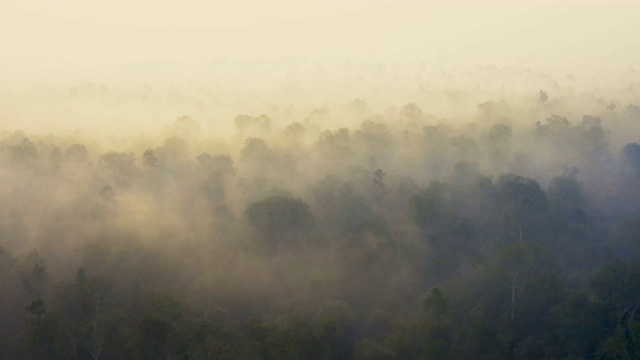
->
0;1;638;71
0;0;638;134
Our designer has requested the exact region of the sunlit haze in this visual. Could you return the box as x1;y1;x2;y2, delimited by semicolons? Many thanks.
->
2;1;640;359
2;1;638;67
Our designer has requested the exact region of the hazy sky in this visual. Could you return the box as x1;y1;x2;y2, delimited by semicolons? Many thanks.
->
0;1;638;71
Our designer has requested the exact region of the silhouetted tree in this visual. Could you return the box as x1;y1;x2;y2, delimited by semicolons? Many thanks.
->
497;174;547;242
246;196;315;255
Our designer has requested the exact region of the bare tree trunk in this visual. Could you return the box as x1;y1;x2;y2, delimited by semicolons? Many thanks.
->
628;304;640;329
89;303;103;360
511;286;515;320
511;284;516;320
67;328;78;360
518;219;523;242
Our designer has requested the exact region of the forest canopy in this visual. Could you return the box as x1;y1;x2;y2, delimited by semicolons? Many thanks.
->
1;61;640;359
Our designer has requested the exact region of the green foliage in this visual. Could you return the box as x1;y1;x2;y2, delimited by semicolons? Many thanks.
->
410;181;449;231
16;251;47;298
26;298;46;318
246;195;315;254
142;149;157;167
6;105;640;360
497;174;547;215
497;174;547;241
24;305;58;360
99;151;137;185
591;262;640;327
353;338;397;360
399;103;423;124
423;288;447;318
249;318;339;360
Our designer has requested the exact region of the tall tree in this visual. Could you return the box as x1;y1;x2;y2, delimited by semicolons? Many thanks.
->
246;196;315;255
497;175;547;242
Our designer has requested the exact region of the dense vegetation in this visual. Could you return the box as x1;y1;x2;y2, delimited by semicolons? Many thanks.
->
2;92;640;359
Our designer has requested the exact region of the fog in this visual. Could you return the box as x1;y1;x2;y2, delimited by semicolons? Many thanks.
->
2;1;640;359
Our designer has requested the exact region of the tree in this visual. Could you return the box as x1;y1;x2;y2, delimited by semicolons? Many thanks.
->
99;185;114;201
488;123;512;144
497;174;547;242
478;242;561;340
591;262;640;359
372;169;387;199
623;143;640;172
550;292;607;358
450;135;478;157
245;196;315;255
198;153;236;209
316;128;352;161
345;98;370;116
56;268;112;360
142;149;157;167
410;181;479;278
16;251;47;299
49;147;62;169
547;174;587;223
312;176;372;235
64;144;89;163
240;137;271;164
537;90;548;104
234;114;271;136
591;262;640;327
197;153;235;177
387;288;453;359
99;152;137;185
12;138;38;163
284;122;305;140
534;115;571;139
410;181;449;232
136;294;184;360
353;338;396;360
168;115;201;139
24;299;58;360
399;103;423;124
423;287;447;318
304;107;329;125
